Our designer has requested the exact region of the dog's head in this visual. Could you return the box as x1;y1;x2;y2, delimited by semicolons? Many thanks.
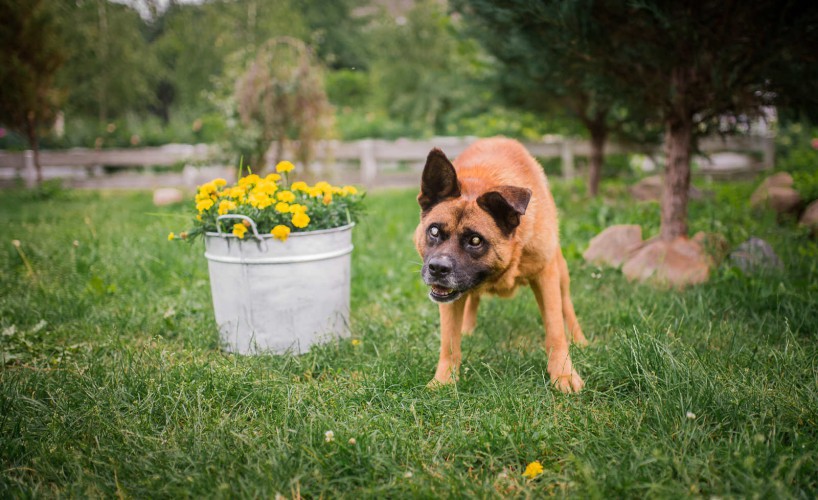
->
414;148;531;303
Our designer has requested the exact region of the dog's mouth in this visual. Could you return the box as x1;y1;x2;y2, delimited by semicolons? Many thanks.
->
428;285;463;303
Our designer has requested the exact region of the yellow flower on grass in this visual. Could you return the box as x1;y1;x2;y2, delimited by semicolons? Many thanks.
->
196;198;214;212
275;202;291;213
271;224;291;241
522;461;544;480
292;211;310;228
291;181;309;192
167;232;175;241
218;200;237;215
351;339;361;346
275;161;295;173
277;190;295;203
232;223;248;239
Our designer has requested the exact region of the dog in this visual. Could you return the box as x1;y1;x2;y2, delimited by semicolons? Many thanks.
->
414;138;587;393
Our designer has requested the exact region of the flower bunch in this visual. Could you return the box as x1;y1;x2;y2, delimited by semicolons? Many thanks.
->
171;161;364;242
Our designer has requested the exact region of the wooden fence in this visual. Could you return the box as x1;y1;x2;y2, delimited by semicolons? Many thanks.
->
0;135;774;189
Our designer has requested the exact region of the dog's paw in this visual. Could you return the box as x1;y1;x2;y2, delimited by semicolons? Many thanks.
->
551;370;585;393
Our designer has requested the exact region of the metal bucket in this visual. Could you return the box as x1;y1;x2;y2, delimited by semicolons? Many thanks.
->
204;215;354;355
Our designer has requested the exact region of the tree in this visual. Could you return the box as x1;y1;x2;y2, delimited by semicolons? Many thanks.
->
0;0;66;185
455;0;658;197
564;0;818;240
233;37;332;170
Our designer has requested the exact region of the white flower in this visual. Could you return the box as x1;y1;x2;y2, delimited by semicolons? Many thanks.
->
403;471;413;479
348;438;356;445
324;430;335;442
686;411;696;420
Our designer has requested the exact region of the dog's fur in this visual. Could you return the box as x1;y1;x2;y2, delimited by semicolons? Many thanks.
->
414;138;587;393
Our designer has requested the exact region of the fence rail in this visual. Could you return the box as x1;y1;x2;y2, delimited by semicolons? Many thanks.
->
0;135;774;189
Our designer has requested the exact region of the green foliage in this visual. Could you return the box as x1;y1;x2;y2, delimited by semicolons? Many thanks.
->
776;122;818;203
1;180;817;496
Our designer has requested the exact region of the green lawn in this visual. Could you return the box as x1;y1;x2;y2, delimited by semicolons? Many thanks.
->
1;179;817;498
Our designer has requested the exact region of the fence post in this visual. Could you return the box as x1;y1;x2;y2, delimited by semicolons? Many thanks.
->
23;150;37;188
360;139;377;186
560;139;575;179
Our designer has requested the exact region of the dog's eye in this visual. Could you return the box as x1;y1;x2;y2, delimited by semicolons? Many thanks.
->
468;235;482;247
428;226;440;237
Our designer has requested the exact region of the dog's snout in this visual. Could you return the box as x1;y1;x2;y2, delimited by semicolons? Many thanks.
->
428;256;453;278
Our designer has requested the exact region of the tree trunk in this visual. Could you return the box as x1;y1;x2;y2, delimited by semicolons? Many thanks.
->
25;115;43;186
660;118;693;240
588;124;607;197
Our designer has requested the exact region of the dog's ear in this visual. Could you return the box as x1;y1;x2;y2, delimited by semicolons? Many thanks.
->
418;148;460;212
476;186;532;235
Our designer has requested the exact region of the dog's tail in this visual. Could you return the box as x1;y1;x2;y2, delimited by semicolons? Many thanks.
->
559;250;589;346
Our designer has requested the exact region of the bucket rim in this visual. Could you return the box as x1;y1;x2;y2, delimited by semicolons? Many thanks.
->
205;222;355;240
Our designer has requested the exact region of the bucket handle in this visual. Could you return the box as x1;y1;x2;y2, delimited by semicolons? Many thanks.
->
216;214;263;241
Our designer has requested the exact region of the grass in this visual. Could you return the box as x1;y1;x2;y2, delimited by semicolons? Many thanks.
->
1;178;817;498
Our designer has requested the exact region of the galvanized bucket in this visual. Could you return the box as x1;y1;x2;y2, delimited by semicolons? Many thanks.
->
204;214;354;355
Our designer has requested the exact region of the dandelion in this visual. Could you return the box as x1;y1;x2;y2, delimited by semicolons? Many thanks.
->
292;211;310;229
276;161;295;173
232;223;248;239
522;461;544;480
167;232;175;241
351;339;361;346
324;430;335;442
271;225;290;242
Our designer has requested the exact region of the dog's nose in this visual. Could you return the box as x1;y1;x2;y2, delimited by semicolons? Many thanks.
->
428;256;453;278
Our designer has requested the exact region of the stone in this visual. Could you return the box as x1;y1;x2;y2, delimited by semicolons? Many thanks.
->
750;172;801;213
153;187;184;206
729;237;783;274
583;225;643;268
799;200;818;236
622;237;710;288
629;174;703;202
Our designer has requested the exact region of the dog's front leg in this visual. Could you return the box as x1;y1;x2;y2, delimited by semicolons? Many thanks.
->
428;295;467;387
531;260;585;393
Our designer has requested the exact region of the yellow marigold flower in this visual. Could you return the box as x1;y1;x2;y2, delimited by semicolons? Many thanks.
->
256;197;274;209
213;178;227;187
291;181;309;192
342;185;358;196
254;180;278;195
289;203;307;214
167;232;175;241
196;215;202;221
307;187;322;198
314;181;332;193
232;223;248;239
323;193;333;205
292;211;310;228
275;161;295;173
265;173;281;183
275;202;291;213
522;461;544;480
218;200;237;215
196;198;214;212
225;186;246;200
198;181;217;195
277;190;295;203
331;186;344;195
271;224;291;241
238;174;260;186
247;191;269;208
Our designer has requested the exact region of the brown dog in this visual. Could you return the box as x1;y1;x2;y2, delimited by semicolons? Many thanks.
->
414;138;587;393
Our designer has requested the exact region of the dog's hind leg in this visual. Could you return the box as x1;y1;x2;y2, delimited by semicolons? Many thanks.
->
531;258;585;393
428;295;467;387
559;250;588;346
461;293;481;335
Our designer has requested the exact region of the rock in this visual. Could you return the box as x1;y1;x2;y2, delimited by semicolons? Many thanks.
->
583;225;643;267
729;237;783;274
622;237;710;288
629;175;703;202
799;200;818;236
153;187;184;206
750;172;801;213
